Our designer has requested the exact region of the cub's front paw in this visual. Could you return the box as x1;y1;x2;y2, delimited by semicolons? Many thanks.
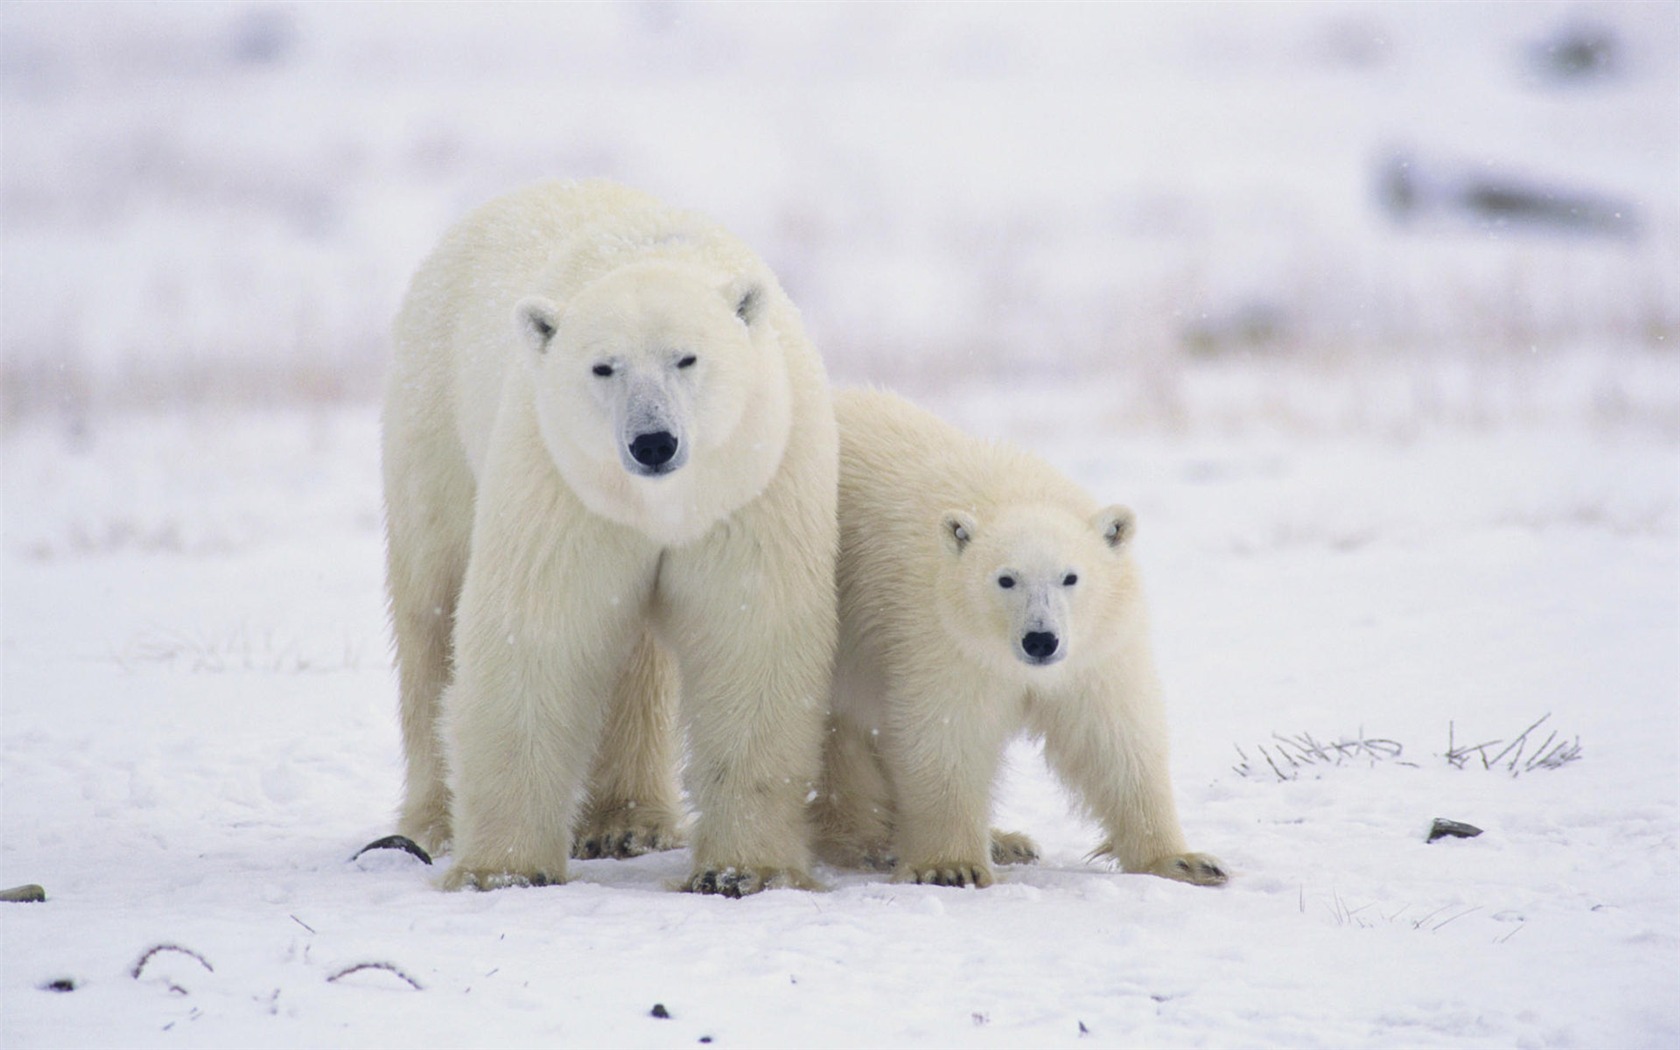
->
441;865;564;892
898;860;995;888
572;804;684;860
682;866;817;898
989;829;1040;866
1147;852;1229;887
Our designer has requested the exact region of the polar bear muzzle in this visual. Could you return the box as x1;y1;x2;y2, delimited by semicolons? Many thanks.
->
628;429;681;471
1020;630;1062;665
617;373;691;477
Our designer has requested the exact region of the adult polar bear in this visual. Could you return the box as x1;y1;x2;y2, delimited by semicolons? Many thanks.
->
383;180;837;895
814;389;1225;889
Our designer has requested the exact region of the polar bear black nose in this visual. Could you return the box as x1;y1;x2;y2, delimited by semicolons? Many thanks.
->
629;430;680;468
1021;631;1059;661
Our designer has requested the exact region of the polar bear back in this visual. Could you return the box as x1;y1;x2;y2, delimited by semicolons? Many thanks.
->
834;387;1101;558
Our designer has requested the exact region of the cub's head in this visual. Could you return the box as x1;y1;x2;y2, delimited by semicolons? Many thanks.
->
514;259;792;543
935;502;1138;675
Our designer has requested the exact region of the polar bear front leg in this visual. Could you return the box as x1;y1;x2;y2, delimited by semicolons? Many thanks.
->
659;529;835;896
1034;673;1227;887
572;628;686;859
883;669;1018;889
443;582;652;888
441;474;660;890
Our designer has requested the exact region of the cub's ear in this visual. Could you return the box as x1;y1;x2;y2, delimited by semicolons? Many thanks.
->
515;296;560;355
723;276;765;326
1094;505;1136;550
940;509;979;555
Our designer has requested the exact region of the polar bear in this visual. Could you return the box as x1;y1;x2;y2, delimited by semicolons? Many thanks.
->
812;389;1225;889
382;180;837;895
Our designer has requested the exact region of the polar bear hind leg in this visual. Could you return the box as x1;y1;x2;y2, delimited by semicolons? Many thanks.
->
384;427;475;858
812;714;897;870
572;628;686;859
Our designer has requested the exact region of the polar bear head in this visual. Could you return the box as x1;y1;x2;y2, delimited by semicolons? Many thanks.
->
514;259;793;545
935;502;1138;675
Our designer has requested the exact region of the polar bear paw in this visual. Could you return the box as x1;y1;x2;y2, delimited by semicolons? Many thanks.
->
989;829;1041;866
572;804;685;860
682;866;818;898
441;865;564;892
899;860;995;888
1146;852;1229;886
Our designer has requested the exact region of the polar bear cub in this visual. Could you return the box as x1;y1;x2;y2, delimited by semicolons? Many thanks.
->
383;180;837;895
813;388;1225;888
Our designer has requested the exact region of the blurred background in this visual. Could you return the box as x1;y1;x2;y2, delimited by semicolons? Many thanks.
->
2;0;1676;431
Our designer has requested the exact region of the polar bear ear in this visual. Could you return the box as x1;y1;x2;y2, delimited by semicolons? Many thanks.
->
723;277;765;326
515;296;560;355
1094;505;1136;551
940;510;978;555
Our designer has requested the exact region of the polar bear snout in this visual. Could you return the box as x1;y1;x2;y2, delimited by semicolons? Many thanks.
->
628;429;682;472
1019;630;1064;665
1020;630;1061;663
614;373;691;477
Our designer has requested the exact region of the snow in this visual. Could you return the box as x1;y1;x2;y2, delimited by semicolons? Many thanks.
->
5;373;1675;1047
4;3;1678;1047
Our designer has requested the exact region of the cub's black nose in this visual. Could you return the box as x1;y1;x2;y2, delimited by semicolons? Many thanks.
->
629;430;679;468
1022;631;1059;661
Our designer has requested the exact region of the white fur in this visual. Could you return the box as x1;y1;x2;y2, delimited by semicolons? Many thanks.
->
813;389;1225;888
383;180;837;893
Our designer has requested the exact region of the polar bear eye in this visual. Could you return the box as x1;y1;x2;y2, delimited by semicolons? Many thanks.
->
1063;573;1078;586
997;575;1016;589
676;354;698;369
592;363;614;377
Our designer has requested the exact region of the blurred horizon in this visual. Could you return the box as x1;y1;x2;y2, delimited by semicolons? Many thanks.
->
2;1;1676;428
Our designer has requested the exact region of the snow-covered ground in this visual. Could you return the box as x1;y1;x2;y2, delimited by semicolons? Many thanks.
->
3;365;1676;1047
4;3;1678;1047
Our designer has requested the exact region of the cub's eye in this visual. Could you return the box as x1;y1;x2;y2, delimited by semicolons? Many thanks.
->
997;575;1016;589
1063;573;1078;586
591;364;614;377
676;354;698;369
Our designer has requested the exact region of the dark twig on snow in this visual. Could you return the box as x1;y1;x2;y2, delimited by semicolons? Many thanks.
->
1409;904;1453;931
350;834;434;865
1234;729;1405;780
1238;716;1581;780
1446;721;1502;769
132;944;214;980
1526;733;1583;772
326;961;424;990
1429;905;1483;932
1444;713;1581;775
1486;713;1552;769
